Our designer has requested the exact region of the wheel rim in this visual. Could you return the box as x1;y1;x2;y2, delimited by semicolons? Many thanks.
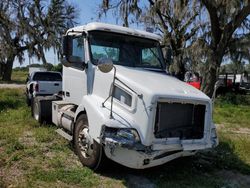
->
78;127;93;158
33;103;39;121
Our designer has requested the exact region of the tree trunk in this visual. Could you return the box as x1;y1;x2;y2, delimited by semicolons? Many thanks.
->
2;56;15;81
201;55;221;98
173;54;185;81
0;62;3;78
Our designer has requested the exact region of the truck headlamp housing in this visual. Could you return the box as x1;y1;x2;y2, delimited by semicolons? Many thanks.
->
103;127;141;143
102;126;146;150
116;128;140;142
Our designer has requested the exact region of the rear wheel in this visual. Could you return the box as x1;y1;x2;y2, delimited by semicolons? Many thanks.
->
31;97;48;124
32;97;43;124
74;114;104;170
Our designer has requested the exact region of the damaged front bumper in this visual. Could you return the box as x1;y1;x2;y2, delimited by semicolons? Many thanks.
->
101;126;218;169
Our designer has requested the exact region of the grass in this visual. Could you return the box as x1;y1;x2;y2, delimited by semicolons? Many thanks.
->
0;88;124;187
0;70;28;84
214;94;250;129
0;88;250;187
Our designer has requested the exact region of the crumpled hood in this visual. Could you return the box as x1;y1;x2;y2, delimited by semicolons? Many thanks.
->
115;65;210;101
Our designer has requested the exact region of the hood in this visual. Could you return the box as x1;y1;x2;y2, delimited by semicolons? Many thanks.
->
115;66;210;101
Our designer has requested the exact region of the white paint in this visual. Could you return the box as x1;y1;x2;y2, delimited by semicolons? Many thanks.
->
55;22;218;169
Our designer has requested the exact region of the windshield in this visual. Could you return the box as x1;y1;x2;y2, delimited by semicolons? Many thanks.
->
89;31;165;70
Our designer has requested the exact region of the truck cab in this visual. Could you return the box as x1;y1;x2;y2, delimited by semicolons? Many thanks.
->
32;22;218;170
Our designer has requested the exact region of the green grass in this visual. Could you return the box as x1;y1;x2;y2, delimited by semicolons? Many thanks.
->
0;88;250;187
0;70;28;84
214;94;250;129
0;88;124;187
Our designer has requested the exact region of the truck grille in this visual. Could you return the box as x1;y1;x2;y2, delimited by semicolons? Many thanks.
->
154;102;206;139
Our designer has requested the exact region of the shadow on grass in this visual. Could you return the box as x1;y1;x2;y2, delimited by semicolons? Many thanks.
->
96;140;250;187
0;100;24;112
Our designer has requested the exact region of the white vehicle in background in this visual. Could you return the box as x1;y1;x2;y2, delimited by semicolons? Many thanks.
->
28;67;47;75
26;71;62;106
31;22;218;170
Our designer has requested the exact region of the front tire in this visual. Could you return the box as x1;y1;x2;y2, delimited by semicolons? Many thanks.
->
74;114;104;170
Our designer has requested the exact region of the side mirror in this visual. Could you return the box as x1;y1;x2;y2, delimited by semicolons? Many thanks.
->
62;35;73;56
97;58;114;73
62;35;85;69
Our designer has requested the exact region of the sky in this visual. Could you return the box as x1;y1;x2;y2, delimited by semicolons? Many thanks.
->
14;0;129;68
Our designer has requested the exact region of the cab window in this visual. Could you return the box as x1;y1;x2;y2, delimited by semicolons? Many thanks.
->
70;37;85;69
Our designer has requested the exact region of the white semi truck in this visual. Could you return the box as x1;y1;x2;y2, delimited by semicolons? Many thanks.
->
32;22;218;170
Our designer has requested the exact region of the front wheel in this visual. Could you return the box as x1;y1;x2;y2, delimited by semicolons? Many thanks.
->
74;114;104;170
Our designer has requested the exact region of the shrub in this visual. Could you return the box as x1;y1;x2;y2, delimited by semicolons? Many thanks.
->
216;93;250;105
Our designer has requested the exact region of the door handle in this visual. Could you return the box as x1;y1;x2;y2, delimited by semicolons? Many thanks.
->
66;92;70;97
54;83;59;86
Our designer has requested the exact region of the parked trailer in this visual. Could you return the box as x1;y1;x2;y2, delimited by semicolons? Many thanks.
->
32;22;218;170
218;73;250;94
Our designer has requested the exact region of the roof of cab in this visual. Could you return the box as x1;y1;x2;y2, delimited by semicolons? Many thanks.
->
67;22;162;41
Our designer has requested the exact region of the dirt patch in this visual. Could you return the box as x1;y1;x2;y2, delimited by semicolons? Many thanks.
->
216;170;250;188
19;131;37;147
227;128;250;135
216;124;250;135
0;84;25;89
0;162;25;187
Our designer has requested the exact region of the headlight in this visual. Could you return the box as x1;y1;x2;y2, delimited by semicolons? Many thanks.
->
113;86;132;107
117;129;140;142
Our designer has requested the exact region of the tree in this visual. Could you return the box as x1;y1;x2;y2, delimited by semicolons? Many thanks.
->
220;61;246;74
198;0;250;97
0;0;76;81
100;0;200;80
100;0;201;80
246;63;250;73
99;0;141;27
146;0;202;80
100;0;250;97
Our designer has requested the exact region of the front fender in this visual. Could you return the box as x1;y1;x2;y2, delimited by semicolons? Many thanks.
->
74;95;134;143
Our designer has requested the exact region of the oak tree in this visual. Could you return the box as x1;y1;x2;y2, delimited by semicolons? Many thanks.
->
0;0;76;81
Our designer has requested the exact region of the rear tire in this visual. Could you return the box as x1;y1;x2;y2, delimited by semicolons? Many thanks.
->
74;114;104;170
32;97;43;124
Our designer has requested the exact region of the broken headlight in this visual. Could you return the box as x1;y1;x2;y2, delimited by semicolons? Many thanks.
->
116;128;140;142
102;127;145;150
103;127;141;143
